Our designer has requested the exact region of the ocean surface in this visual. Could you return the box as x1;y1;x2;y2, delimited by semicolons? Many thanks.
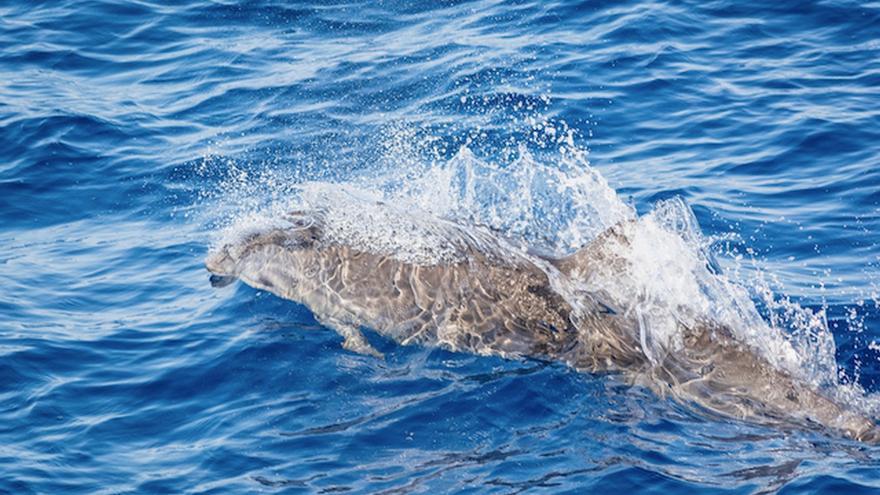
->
3;1;880;493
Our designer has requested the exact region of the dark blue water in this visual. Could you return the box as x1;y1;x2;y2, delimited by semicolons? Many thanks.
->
3;1;880;493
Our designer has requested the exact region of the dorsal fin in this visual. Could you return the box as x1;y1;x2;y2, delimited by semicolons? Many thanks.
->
545;221;635;277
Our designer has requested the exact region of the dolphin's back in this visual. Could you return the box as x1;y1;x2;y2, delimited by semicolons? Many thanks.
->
652;324;880;442
548;222;880;442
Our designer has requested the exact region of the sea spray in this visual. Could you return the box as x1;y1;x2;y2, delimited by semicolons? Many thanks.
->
197;123;879;419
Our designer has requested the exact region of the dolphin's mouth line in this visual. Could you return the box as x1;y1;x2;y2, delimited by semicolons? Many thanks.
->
209;274;237;288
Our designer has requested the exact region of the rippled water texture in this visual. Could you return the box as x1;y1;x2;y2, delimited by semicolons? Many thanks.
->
3;1;880;493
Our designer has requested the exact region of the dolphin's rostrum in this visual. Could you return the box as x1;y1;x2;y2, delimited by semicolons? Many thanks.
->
206;206;879;442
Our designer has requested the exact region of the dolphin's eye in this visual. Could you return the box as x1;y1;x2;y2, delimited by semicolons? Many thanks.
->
285;211;314;230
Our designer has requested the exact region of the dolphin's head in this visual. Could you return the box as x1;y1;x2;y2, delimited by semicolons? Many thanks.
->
205;211;323;290
205;244;239;287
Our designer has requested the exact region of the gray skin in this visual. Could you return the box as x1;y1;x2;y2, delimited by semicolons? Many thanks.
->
206;211;879;443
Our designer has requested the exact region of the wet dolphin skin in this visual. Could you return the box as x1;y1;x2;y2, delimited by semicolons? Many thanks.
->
207;208;879;443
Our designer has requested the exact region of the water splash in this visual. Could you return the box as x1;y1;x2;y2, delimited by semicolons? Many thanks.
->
197;121;879;420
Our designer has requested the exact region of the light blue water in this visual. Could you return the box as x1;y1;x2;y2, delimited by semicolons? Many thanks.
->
2;1;880;493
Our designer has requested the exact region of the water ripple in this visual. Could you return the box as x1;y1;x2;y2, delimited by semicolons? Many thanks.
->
2;0;880;493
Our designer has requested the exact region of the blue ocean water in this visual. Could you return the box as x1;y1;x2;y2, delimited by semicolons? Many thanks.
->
2;0;880;493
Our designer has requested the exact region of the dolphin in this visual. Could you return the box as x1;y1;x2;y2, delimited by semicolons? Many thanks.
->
206;207;879;442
